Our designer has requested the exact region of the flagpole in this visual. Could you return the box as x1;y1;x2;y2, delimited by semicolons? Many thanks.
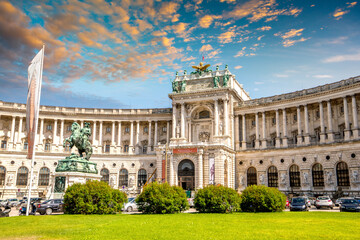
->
26;44;45;216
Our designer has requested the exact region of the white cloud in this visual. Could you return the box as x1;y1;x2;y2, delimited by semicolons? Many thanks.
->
313;75;333;79
323;52;360;63
254;81;264;84
234;65;243;69
274;74;288;78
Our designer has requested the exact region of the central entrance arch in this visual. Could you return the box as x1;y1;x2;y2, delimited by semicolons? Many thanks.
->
178;159;195;190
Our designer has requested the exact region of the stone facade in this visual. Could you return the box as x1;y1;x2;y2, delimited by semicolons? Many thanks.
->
0;65;359;199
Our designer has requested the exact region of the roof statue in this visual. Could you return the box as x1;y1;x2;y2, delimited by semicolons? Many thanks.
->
191;62;212;75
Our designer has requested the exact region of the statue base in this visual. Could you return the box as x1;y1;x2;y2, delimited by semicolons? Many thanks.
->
55;154;98;174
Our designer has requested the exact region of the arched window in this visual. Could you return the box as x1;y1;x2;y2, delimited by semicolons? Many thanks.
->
100;168;109;183
336;162;350;186
119;169;128;187
38;167;50;186
289;164;300;187
138;169;147;187
247;167;257;186
199;110;210;119
0;166;6;186
312;163;324;187
17;167;28;186
268;166;278;188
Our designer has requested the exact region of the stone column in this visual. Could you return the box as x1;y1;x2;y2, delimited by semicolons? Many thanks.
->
169;154;174;185
172;104;176;138
166;121;170;143
223;99;229;136
135;121;140;154
111;121;115;145
275;109;281;148
234;115;240;150
117;121;122;153
80;121;84;128
261;112;267;148
10;116;16;146
241;115;247;150
319;102;326;143
154;121;158;146
343;97;351;140
99;121;103;150
297;106;302;145
38;118;44;145
60;119;64;150
17;117;23;144
304;105;310;145
130;121;134;154
214;99;219;136
255;113;260;148
148;121;152;154
282;109;288;147
352;95;359;139
197;149;204;189
92;121;97;144
327;101;334;142
180;103;185;139
53;119;58;145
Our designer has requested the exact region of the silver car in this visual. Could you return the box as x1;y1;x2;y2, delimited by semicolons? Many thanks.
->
315;196;334;209
123;198;138;212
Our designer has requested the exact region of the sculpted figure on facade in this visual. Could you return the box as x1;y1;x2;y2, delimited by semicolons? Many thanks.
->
180;80;186;92
239;174;244;186
213;76;219;88
352;170;359;183
303;172;309;185
110;175;116;188
172;80;179;93
326;171;334;184
223;74;229;87
280;173;286;185
259;174;265;185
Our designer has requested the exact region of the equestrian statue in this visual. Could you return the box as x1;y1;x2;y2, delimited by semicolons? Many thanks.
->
63;122;93;161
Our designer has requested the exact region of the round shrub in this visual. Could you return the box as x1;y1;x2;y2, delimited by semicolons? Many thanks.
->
136;182;189;214
240;185;286;212
194;185;241;213
64;180;127;214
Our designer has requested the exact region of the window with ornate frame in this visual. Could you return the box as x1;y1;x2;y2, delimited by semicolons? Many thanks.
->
289;164;300;187
119;169;128;187
336;162;350;186
268;166;278;188
124;145;129;153
16;167;28;186
247;167;257;186
312;163;324;187
1;140;7;149
138;169;147;187
38;167;50;186
0;166;6;186
100;168;109;183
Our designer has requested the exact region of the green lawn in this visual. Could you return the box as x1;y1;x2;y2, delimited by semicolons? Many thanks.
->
0;212;359;240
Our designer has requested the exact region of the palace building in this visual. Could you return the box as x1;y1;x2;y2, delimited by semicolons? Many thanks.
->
0;64;359;199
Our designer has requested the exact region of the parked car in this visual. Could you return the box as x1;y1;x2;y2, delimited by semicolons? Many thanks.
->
0;200;6;207
308;197;316;206
7;198;19;207
123;198;138;212
335;198;346;207
290;197;309;211
340;198;360;212
298;196;311;208
315;196;334;209
36;199;64;215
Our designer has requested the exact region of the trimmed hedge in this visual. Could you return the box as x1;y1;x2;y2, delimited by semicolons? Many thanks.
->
64;180;127;214
136;182;189;214
194;185;241;213
240;185;286;212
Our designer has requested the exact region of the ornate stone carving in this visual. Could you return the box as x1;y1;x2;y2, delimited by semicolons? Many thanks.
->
199;132;210;142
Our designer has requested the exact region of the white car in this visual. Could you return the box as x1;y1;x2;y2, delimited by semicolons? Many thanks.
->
123;198;138;212
315;196;334;209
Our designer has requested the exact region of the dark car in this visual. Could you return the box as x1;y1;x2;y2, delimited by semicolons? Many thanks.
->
36;199;64;215
290;197;309;211
340;199;360;212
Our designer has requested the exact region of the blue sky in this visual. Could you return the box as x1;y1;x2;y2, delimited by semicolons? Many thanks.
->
0;0;359;109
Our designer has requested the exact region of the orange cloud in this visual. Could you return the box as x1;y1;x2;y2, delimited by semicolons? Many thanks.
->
333;2;357;20
218;29;236;43
282;37;309;47
199;15;222;28
257;26;271;31
275;28;304;39
199;44;213;52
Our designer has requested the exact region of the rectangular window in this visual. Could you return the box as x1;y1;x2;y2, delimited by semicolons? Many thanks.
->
45;143;51;151
67;126;71;132
125;127;130;133
1;141;7;149
105;144;110;153
124;145;129;152
316;111;320;119
251;120;255;126
106;127;111;133
23;142;28;150
272;117;276;124
47;125;52;131
162;127;167;133
340;106;344;113
293;114;297;122
143;145;147;154
144;127;148;133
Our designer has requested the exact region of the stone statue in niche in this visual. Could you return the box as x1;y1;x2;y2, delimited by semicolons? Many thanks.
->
326;171;334;184
280;173;286;185
219;122;223;135
110;175;116;188
352;170;359;183
239;175;244;186
259;174;265;185
176;123;180;138
303;172;309;185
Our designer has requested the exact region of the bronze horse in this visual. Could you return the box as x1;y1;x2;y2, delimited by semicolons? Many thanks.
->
63;122;93;160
